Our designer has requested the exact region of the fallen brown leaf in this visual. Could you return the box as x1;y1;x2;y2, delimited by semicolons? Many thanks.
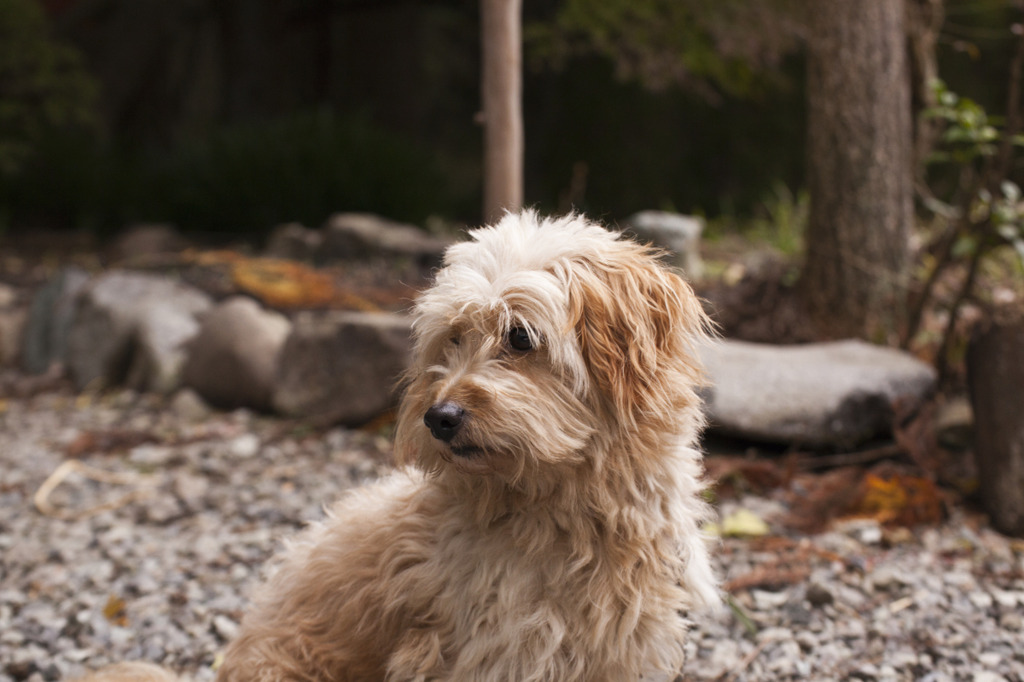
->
103;595;128;626
232;258;377;311
853;471;945;527
782;467;864;533
724;567;810;593
706;455;793;499
65;429;157;458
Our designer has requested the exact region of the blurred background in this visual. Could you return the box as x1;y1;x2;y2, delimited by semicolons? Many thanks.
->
0;0;1018;235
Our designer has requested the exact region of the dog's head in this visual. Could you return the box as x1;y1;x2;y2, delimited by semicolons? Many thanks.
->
394;211;711;487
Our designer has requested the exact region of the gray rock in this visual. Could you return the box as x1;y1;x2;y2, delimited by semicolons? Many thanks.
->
173;473;210;512
624;211;704;279
805;582;835;607
127;306;205;394
935;396;973;451
273;311;412;425
0;283;16;308
212;614;239;642
869;565;906;592
169;388;213;422
106;223;187;264
0;282;25;367
128;444;177;467
264;222;323;261
702;339;937;447
180;296;292;411
319;213;450;268
999;612;1023;631
969;591;994;610
853;663;881;680
705;639;741;679
227;434;261;459
0;306;26;367
973;673;1008;682
21;267;90;374
66;272;212;392
139;494;185;525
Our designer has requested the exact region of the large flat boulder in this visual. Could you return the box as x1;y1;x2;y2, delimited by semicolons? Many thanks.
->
702;339;937;448
273;311;412;425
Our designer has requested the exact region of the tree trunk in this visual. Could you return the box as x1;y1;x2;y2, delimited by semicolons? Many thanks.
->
801;0;913;338
967;313;1024;537
480;0;523;223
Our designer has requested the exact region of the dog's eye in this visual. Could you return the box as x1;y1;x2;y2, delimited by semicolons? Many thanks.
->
450;336;460;346
507;327;533;352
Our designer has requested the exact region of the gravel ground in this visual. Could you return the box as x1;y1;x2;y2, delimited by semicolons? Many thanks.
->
1;385;1022;682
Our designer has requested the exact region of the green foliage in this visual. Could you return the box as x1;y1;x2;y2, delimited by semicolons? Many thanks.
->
2;111;460;234
986;180;1024;263
529;0;802;97
746;182;808;256
0;0;96;176
923;80;1004;164
707;182;807;257
908;76;1024;378
922;80;1024;271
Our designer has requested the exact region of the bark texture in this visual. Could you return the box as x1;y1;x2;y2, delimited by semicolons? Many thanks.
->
968;315;1024;537
480;0;523;223
801;0;913;337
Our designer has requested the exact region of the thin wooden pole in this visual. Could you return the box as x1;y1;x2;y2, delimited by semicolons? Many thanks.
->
480;0;523;223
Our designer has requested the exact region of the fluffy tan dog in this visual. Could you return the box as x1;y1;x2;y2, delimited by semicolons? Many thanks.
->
85;212;718;681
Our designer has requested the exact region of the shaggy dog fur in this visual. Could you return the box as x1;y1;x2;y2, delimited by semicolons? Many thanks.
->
82;212;718;682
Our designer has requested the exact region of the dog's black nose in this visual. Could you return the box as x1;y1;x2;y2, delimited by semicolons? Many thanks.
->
424;402;465;442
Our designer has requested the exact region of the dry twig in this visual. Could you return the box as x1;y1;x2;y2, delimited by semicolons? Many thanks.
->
34;460;158;520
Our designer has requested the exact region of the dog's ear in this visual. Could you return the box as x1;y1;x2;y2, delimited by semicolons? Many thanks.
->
567;242;712;429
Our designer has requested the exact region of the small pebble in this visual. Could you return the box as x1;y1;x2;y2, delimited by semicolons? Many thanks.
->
213;615;240;642
805;582;834;607
228;433;261;458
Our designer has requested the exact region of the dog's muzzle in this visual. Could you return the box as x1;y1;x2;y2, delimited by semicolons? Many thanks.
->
424;401;465;443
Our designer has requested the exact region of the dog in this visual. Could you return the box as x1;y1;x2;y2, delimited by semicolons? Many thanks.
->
82;212;718;681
